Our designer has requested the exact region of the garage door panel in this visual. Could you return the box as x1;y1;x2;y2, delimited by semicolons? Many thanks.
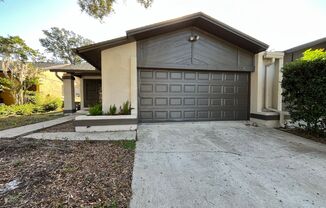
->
140;98;153;106
155;111;168;119
155;98;168;106
155;84;168;92
140;84;153;92
155;71;169;79
138;69;249;122
140;111;153;119
140;70;153;79
184;72;196;80
170;111;182;119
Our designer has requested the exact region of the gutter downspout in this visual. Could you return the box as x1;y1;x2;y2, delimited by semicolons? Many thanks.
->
55;72;63;81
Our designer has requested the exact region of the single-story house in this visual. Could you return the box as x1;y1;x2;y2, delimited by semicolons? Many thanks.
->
284;37;326;63
50;12;286;131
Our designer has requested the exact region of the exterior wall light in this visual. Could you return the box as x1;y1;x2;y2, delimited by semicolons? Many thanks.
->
189;35;200;42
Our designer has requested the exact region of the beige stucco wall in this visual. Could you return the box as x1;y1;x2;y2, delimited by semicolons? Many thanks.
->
250;51;284;113
101;42;137;115
250;52;264;113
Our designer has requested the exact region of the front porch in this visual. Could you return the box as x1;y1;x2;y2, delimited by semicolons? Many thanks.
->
50;60;137;132
50;63;101;113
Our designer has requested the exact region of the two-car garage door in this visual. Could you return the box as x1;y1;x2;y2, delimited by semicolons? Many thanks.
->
138;69;249;122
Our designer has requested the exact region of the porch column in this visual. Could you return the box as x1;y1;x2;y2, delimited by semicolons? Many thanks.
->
63;73;76;114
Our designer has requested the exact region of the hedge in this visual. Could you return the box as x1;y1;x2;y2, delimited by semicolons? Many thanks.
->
281;51;326;135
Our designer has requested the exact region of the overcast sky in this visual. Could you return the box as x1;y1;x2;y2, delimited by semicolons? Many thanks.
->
0;0;325;54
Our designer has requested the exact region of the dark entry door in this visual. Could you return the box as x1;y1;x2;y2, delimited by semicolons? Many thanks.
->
84;79;102;107
138;69;249;122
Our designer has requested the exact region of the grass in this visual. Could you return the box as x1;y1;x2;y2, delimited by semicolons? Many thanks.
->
0;111;64;131
114;140;136;150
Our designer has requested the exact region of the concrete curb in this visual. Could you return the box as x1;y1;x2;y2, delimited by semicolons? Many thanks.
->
23;131;136;141
0;115;75;139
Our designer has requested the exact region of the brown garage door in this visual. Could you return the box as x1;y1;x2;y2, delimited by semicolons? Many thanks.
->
138;69;249;122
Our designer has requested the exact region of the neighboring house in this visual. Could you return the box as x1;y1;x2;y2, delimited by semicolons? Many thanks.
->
284;37;326;63
282;37;326;111
0;62;81;105
51;12;285;128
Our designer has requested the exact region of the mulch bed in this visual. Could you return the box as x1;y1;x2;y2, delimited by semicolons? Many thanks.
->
280;128;326;144
0;138;135;207
38;121;75;132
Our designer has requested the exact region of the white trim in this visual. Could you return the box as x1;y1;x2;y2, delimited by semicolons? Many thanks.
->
75;115;137;120
76;125;137;132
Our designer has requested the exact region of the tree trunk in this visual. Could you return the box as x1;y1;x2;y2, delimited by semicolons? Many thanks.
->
15;91;24;105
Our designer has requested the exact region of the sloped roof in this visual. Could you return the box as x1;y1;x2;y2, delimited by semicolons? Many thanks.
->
285;37;326;53
0;61;64;72
75;12;269;69
48;62;100;76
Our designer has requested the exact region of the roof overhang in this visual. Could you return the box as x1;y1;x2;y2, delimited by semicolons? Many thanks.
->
75;12;269;70
284;37;326;53
50;68;101;77
49;63;100;77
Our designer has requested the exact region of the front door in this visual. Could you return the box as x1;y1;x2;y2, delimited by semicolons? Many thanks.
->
84;79;102;107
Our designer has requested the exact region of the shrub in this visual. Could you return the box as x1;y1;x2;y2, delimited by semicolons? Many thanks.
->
0;105;13;116
34;94;63;112
108;104;117;115
119;101;132;115
0;103;36;116
12;104;34;115
89;103;102;115
0;94;62;117
43;97;62;112
282;49;326;136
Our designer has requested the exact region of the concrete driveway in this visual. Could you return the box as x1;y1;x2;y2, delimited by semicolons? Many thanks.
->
130;121;326;208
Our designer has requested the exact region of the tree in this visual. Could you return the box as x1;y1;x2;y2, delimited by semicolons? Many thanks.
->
39;27;93;64
0;35;38;61
78;0;153;21
0;36;41;104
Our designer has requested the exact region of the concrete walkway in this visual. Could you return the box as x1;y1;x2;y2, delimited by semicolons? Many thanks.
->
130;121;326;208
0;115;75;139
23;131;136;141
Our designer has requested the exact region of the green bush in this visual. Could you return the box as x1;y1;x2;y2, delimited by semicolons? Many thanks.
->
281;49;326;136
0;105;13;116
34;94;63;112
43;97;62;112
0;94;62;117
0;103;37;116
89;103;102;115
13;104;35;115
119;101;132;115
108;104;117;115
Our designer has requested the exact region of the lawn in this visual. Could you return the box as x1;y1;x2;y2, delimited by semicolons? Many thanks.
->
0;138;135;208
0;111;64;131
